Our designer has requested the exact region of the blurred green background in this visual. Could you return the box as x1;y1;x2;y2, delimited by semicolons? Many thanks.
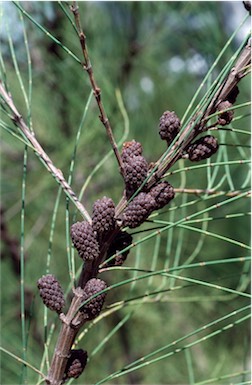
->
1;2;250;384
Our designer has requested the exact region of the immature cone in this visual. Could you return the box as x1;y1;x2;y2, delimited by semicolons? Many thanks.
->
227;85;239;104
217;101;234;125
124;155;148;198
64;349;88;380
122;192;156;228
186;135;219;162
159;111;181;144
92;196;115;241
150;181;175;209
37;274;65;313
121;140;143;161
80;278;107;320
104;231;133;267
71;221;99;261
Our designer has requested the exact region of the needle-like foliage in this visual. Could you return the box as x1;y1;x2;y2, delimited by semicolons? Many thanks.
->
0;2;250;385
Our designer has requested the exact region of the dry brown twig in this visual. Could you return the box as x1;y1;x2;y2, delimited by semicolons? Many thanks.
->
70;1;125;179
0;81;91;223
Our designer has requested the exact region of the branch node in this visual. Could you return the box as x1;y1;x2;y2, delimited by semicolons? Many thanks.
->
55;350;71;359
94;87;101;101
80;31;86;43
70;4;79;15
59;313;69;325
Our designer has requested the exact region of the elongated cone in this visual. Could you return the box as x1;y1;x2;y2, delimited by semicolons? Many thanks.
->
37;274;65;313
80;278;107;321
122;192;156;228
71;221;99;261
186;135;219;162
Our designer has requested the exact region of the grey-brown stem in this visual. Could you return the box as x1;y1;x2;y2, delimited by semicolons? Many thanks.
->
0;81;91;223
70;1;125;179
202;38;251;119
46;288;87;385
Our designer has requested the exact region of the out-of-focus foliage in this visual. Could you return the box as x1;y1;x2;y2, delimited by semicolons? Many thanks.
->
1;2;250;385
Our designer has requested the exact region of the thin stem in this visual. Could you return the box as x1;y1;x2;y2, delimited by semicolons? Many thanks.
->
0;347;46;378
46;288;88;385
20;146;28;384
13;1;81;64
0;81;91;223
173;188;251;197
70;2;125;178
94;305;250;384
